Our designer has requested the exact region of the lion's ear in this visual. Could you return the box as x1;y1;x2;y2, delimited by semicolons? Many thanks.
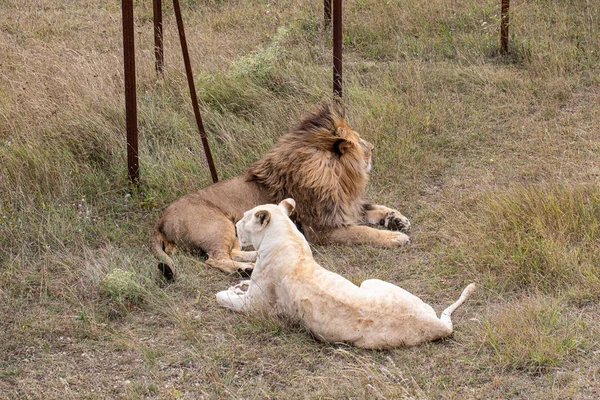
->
254;210;271;227
333;138;352;156
278;198;296;216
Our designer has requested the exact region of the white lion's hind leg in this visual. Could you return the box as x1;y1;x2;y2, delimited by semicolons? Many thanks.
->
439;283;476;328
361;279;427;304
360;279;410;296
216;289;248;313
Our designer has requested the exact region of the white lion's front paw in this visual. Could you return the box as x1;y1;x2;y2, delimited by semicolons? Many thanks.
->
229;280;251;295
216;289;247;311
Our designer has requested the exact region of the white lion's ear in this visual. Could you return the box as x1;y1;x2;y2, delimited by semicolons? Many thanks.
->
278;198;296;216
254;210;271;227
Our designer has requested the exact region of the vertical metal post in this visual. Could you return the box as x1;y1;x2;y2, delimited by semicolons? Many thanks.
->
122;0;139;184
172;0;219;183
501;0;510;53
332;0;342;98
153;0;164;73
324;0;332;28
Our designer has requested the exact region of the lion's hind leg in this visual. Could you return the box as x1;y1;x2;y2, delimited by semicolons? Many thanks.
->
231;249;258;262
230;240;257;262
206;257;254;275
180;212;254;275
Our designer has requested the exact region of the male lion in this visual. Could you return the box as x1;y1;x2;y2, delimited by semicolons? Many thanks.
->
216;199;476;349
151;102;411;279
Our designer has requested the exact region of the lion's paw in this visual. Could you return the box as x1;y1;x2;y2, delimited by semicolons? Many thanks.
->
381;212;411;233
235;262;254;278
389;231;410;246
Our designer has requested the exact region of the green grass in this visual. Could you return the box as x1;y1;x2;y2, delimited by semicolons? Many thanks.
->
1;0;600;398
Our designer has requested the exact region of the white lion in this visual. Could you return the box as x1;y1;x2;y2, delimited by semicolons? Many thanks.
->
216;199;475;349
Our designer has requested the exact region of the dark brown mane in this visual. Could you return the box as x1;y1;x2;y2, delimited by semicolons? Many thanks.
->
291;101;345;137
247;102;367;231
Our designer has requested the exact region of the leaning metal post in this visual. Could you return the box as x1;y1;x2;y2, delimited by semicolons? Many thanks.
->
332;0;342;98
153;0;164;73
173;0;219;183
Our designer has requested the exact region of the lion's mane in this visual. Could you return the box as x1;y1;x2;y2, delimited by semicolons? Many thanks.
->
247;103;368;231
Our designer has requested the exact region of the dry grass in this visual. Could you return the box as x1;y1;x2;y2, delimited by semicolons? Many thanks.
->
1;0;600;398
477;295;590;374
453;184;600;301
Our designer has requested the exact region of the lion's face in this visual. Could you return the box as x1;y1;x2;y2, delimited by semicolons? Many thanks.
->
359;137;374;172
332;121;374;173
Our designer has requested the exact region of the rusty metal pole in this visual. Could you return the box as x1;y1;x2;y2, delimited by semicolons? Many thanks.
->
332;0;342;98
501;0;510;53
324;0;332;28
122;0;139;184
153;0;164;73
172;0;219;183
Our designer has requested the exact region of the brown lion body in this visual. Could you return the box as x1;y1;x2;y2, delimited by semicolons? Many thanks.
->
151;103;411;279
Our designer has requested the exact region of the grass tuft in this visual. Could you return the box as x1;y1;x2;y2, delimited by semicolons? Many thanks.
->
463;184;600;300
100;268;147;305
478;296;588;374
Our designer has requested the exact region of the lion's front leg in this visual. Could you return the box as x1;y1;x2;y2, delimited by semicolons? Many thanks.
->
360;203;411;233
307;225;410;247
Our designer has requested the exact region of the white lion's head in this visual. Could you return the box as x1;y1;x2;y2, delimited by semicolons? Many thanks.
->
236;199;296;250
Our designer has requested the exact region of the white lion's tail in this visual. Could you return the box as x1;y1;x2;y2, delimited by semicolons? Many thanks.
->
439;283;476;329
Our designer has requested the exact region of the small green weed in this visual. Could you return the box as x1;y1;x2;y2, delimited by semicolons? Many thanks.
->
100;268;146;305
